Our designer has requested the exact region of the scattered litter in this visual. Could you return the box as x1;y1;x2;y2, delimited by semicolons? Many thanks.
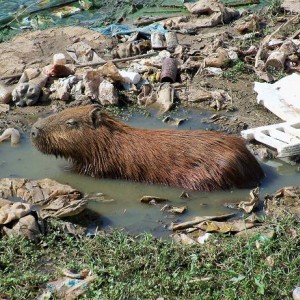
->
203;67;223;76
119;70;141;85
162;116;187;126
165;32;179;49
204;48;230;68
161;204;187;214
197;232;212;244
265;186;300;219
39;269;96;300
265;51;286;72
180;191;190;198
140;195;168;203
0;128;20;145
172;213;260;244
53;53;66;65
112;40;151;59
51;75;79;102
67;41;107;64
51;6;81;18
161;58;178;83
235;15;259;34
137;84;157;106
94;23;167;37
156;83;175;113
151;32;166;50
182;0;240;29
170;213;236;231
82;70;103;100
238;187;260;213
293;287;300;300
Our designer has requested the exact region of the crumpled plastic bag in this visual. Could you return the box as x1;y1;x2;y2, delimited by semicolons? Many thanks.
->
38;269;96;300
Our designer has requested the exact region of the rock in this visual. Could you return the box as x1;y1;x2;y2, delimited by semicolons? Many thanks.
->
0;178;86;220
98;80;119;105
51;76;78;101
83;70;103;100
3;214;41;241
12;68;48;107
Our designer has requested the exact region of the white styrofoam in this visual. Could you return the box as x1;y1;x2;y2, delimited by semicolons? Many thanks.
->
241;122;300;157
254;73;300;122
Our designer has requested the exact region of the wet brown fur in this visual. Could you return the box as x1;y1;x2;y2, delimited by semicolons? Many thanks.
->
31;105;264;191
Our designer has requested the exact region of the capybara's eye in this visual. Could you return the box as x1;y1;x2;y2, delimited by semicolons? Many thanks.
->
66;119;78;127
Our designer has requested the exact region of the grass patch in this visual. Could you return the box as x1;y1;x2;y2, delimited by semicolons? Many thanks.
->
222;60;250;82
1;216;300;299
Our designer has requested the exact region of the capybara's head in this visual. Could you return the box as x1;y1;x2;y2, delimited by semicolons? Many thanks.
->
31;105;120;160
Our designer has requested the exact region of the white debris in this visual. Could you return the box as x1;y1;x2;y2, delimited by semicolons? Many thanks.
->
0;128;20;145
242;122;300;157
254;73;300;122
197;233;212;244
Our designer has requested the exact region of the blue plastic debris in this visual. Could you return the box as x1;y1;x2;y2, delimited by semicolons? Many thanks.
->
92;23;167;37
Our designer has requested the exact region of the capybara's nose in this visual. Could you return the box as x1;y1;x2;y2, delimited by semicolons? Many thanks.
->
31;126;40;138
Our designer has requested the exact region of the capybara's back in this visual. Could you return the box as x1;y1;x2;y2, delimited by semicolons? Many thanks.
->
31;105;264;191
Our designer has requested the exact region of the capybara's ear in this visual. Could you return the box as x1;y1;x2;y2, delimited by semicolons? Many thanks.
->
90;107;102;128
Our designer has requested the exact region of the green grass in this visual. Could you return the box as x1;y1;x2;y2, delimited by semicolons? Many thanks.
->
1;216;300;299
222;60;250;82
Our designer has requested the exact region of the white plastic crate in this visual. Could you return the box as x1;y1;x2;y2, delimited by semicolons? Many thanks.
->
241;122;300;157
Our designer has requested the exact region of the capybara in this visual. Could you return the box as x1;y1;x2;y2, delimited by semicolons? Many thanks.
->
31;105;264;191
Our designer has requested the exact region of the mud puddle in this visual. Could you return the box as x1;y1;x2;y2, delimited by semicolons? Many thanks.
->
1;108;299;237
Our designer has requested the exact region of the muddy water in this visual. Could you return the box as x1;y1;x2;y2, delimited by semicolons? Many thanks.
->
0;109;299;237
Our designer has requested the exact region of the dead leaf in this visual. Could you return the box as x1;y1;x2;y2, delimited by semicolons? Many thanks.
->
238;187;260;213
171;213;236;230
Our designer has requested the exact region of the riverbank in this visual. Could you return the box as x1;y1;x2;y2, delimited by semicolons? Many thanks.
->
1;215;299;299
